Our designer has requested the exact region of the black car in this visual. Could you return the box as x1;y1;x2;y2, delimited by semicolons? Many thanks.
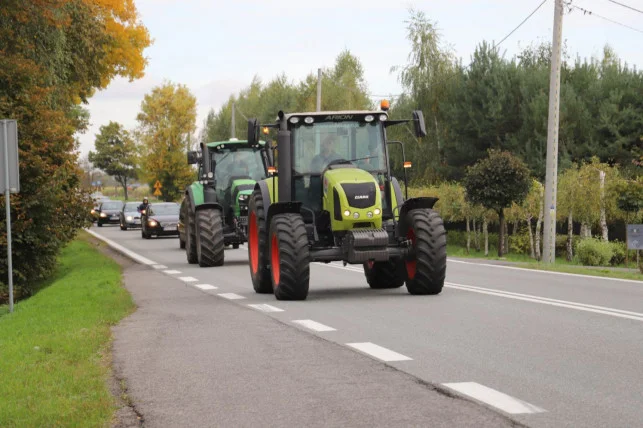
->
96;200;124;226
120;201;143;230
141;202;180;239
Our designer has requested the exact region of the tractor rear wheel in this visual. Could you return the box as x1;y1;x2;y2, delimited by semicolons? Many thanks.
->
196;209;225;267
404;209;447;295
269;213;310;301
363;260;405;289
185;200;198;264
248;188;272;293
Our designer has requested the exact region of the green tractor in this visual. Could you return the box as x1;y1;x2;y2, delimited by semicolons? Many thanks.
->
246;105;447;300
179;138;270;267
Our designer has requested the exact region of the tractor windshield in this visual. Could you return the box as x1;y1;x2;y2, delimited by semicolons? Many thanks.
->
292;121;386;175
211;148;265;190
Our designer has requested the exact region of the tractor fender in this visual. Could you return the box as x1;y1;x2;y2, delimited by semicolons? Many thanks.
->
390;177;404;215
396;197;439;236
195;202;223;214
266;202;302;227
256;181;272;220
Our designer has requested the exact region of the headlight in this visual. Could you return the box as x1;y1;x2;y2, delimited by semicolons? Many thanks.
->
126;216;133;221
367;211;373;218
100;212;107;218
374;208;381;215
304;116;314;124
364;115;374;122
238;194;248;201
148;220;158;227
207;172;214;179
289;116;300;124
379;114;388;121
91;209;95;214
353;212;360;219
343;210;351;217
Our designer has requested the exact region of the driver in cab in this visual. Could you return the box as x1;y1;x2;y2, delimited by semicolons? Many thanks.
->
310;134;343;172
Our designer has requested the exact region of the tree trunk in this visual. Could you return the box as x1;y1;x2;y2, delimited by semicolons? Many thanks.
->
466;216;471;255
581;222;592;238
473;218;480;251
483;218;489;256
498;209;505;257
527;217;535;259
504;220;509;256
638;250;642;274
566;209;573;262
599;170;608;241
625;213;629;267
535;207;543;261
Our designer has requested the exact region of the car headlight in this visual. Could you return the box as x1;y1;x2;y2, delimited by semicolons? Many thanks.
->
126;216;133;221
148;220;157;227
91;209;95;214
238;194;248;201
100;212;107;218
374;208;381;215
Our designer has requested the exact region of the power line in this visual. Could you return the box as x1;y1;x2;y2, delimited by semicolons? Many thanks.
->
570;4;643;34
606;0;643;15
493;0;549;49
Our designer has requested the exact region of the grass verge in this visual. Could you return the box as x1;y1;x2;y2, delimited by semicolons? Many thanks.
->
447;245;642;282
0;235;134;427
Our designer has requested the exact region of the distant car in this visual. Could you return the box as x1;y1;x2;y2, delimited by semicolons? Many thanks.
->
119;201;143;230
90;195;111;223
141;202;180;239
96;200;124;227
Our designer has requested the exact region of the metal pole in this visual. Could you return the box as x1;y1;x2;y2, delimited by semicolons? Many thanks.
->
542;0;564;264
316;68;322;112
2;120;14;312
231;102;236;139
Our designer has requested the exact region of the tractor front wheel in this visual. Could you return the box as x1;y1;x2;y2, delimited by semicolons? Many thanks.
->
248;188;272;293
404;209;447;295
196;209;225;267
185;200;198;264
269;213;310;301
363;260;406;289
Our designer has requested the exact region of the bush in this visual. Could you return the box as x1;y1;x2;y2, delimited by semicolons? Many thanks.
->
576;238;614;266
555;234;580;258
510;230;532;255
446;229;499;251
609;240;626;266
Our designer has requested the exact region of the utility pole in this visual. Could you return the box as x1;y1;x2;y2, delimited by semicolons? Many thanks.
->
231;102;236;139
543;0;564;263
316;68;322;112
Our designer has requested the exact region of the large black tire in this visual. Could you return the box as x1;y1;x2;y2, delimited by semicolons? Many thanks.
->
248;188;272;293
185;199;198;264
97;222;103;227
232;243;240;249
269;213;310;301
363;260;406;289
404;209;447;295
196;209;225;267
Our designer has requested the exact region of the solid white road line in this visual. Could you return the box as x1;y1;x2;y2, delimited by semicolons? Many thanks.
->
448;259;642;284
292;319;337;332
152;264;167;269
218;293;245;300
317;262;643;322
442;382;546;414
85;229;157;265
178;276;198;283
163;270;182;275
346;342;412;362
195;284;218;290
446;283;643;322
248;304;284;313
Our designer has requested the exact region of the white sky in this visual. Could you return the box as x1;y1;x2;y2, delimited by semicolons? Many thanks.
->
77;0;643;156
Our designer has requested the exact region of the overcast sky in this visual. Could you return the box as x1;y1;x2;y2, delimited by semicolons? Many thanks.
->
77;0;643;156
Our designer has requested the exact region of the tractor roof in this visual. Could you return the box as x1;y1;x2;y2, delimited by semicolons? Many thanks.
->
283;110;388;119
205;138;265;149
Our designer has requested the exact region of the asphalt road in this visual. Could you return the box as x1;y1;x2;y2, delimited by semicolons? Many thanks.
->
90;224;643;428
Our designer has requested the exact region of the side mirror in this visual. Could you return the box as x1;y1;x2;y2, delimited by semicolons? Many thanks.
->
247;118;259;146
187;150;198;165
412;110;427;138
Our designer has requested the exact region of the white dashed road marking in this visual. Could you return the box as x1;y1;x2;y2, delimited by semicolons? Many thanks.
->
195;284;218;290
178;276;198;283
163;270;182;275
218;293;245;300
292;319;337;332
346;342;412;362
248;304;284;313
442;382;546;414
152;264;167;269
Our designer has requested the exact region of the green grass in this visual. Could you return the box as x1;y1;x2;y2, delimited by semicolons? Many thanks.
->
0;234;134;427
447;244;642;282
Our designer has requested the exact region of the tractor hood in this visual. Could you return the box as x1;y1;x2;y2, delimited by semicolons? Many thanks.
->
231;178;256;203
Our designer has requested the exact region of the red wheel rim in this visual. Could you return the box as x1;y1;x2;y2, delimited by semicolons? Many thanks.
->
406;228;416;280
271;234;280;285
249;211;259;274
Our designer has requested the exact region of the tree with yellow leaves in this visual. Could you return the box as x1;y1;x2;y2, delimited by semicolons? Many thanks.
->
136;82;197;202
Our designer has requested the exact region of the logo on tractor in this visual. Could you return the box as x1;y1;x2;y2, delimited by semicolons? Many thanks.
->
325;115;354;120
354;195;369;200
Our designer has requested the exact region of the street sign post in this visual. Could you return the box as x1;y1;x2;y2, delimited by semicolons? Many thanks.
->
153;180;162;197
626;225;643;250
1;119;19;313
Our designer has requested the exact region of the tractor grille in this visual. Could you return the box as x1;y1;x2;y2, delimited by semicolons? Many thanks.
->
341;182;376;209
